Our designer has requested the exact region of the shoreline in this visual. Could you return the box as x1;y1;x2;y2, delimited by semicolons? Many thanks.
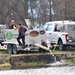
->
0;51;75;70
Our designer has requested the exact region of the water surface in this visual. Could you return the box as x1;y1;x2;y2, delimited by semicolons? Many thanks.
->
0;66;75;75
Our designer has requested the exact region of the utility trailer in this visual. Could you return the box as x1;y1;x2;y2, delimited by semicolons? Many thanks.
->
2;28;46;54
0;19;49;54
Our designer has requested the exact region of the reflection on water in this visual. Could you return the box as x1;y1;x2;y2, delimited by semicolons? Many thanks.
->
0;66;75;75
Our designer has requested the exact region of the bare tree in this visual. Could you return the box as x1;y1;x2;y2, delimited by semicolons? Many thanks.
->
52;0;75;20
0;0;28;27
1;0;75;27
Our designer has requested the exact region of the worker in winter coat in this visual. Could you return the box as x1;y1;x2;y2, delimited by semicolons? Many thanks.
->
10;20;19;29
39;39;48;53
17;23;27;49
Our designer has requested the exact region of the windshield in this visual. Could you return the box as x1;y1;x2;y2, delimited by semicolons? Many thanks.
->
43;24;48;30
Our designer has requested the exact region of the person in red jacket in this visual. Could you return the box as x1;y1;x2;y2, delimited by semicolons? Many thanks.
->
17;23;27;49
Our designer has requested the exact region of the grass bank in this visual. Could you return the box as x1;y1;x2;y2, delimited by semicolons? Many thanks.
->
0;49;75;69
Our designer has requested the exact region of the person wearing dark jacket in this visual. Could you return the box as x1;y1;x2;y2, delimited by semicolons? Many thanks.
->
17;23;27;49
41;40;48;47
39;39;48;53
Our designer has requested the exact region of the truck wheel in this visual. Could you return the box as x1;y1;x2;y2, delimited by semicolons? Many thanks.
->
12;44;17;54
7;44;13;54
58;41;66;51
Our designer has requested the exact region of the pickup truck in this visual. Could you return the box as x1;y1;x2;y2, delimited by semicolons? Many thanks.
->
42;21;70;51
0;25;6;45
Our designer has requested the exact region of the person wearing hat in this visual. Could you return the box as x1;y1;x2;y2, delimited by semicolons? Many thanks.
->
17;23;27;49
